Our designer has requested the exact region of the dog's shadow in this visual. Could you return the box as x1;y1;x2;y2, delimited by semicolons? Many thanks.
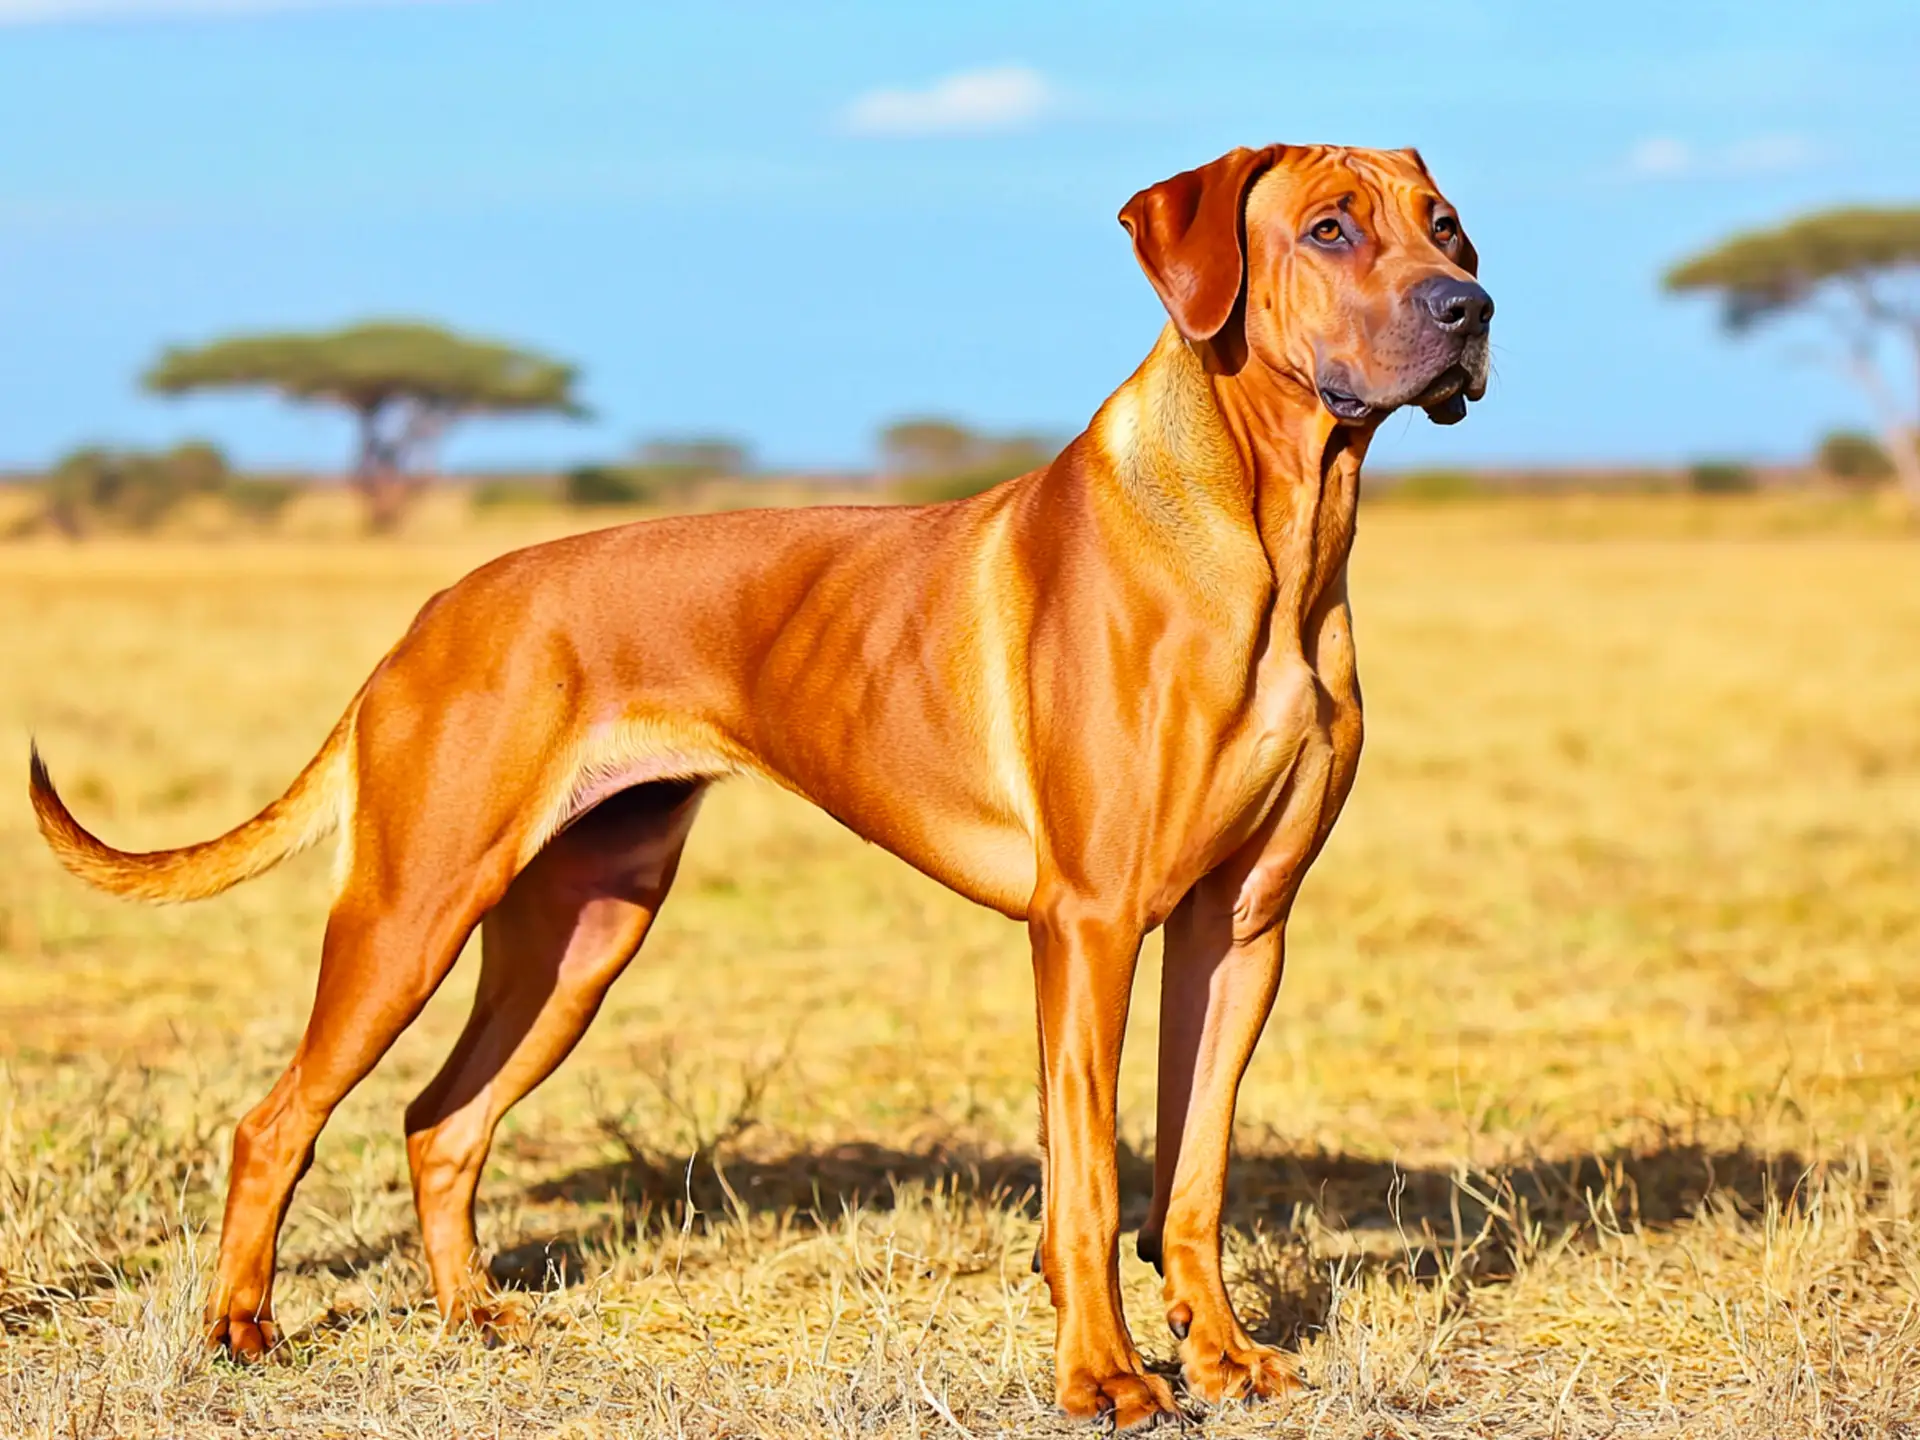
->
473;1135;1809;1346
0;1133;1808;1355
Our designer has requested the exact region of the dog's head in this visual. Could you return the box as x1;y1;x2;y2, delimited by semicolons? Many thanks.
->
1120;144;1491;427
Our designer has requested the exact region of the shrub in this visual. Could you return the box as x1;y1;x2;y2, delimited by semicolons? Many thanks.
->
223;476;302;522
472;475;559;510
1687;460;1756;494
880;418;982;478
1816;430;1895;485
634;436;751;479
563;464;655;508
164;439;229;493
885;428;1058;503
898;453;1051;503
1391;469;1482;501
43;441;232;534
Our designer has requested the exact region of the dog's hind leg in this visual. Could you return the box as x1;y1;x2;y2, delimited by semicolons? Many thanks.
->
403;780;705;1333
202;671;589;1361
206;862;507;1359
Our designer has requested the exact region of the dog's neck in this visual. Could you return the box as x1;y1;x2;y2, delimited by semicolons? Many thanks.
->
1091;326;1369;625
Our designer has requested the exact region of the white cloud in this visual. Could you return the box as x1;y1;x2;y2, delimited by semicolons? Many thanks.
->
1624;136;1694;179
0;0;466;23
1622;133;1817;181
1722;133;1817;174
840;64;1054;138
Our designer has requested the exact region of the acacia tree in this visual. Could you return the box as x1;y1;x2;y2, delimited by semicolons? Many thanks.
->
878;417;981;480
877;416;1057;494
145;320;586;531
1665;207;1920;502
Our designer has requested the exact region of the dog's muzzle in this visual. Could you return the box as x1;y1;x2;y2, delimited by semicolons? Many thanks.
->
1414;340;1490;425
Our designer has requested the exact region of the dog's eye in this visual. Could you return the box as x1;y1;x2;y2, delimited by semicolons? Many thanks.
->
1310;218;1345;245
1432;215;1459;244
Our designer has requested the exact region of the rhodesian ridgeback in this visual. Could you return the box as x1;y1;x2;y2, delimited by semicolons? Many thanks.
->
32;142;1490;1428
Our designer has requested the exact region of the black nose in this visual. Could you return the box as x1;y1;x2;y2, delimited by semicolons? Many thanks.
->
1417;276;1494;337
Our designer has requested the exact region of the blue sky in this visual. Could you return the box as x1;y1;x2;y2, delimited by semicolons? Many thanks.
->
2;0;1916;474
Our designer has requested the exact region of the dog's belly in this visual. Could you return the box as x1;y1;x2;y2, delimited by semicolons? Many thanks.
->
761;745;1040;921
862;808;1040;921
546;717;1040;921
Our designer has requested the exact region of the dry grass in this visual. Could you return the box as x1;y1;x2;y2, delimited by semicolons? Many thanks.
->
3;496;1919;1437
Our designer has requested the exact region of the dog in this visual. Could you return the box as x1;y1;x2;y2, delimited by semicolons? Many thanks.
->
31;142;1490;1430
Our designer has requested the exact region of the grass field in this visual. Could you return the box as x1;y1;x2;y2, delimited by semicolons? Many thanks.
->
3;495;1919;1438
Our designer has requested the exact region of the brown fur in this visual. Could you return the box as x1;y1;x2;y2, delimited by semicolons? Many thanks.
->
29;143;1490;1430
31;694;360;903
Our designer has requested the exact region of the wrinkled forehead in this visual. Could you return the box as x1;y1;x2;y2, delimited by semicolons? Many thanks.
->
1244;145;1444;233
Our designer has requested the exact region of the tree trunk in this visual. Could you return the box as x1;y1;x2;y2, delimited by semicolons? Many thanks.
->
356;469;423;535
395;402;452;480
1841;347;1920;508
1904;322;1920;508
351;400;424;534
1894;426;1920;511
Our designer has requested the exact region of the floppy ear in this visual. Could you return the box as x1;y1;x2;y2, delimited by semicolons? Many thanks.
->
1118;145;1285;362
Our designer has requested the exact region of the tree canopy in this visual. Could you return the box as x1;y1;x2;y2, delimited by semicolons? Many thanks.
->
145;321;585;417
144;320;585;530
1664;206;1920;501
1665;208;1920;329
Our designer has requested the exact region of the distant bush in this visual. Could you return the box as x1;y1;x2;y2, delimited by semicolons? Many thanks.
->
1687;460;1756;494
163;439;227;493
563;464;656;508
472;475;560;510
634;436;751;479
223;476;302;522
632;462;729;494
880;418;984;479
43;440;232;534
1391;469;1482;501
1816;430;1895;485
899;451;1053;503
881;416;1058;502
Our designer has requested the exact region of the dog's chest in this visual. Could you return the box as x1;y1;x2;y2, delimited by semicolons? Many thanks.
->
1205;487;1360;858
1245;627;1329;776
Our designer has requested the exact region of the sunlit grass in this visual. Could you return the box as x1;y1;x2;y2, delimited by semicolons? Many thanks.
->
3;496;1918;1436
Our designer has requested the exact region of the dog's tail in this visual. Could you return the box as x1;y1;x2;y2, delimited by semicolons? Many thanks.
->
28;697;361;905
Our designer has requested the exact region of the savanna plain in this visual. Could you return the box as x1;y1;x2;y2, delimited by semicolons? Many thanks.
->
2;494;1918;1438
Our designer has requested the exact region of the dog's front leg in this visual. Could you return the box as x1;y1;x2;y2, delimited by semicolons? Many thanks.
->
1140;885;1306;1406
1028;890;1181;1431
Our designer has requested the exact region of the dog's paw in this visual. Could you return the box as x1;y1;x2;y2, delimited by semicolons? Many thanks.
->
1058;1367;1185;1431
207;1311;280;1363
1178;1331;1304;1406
457;1295;532;1348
